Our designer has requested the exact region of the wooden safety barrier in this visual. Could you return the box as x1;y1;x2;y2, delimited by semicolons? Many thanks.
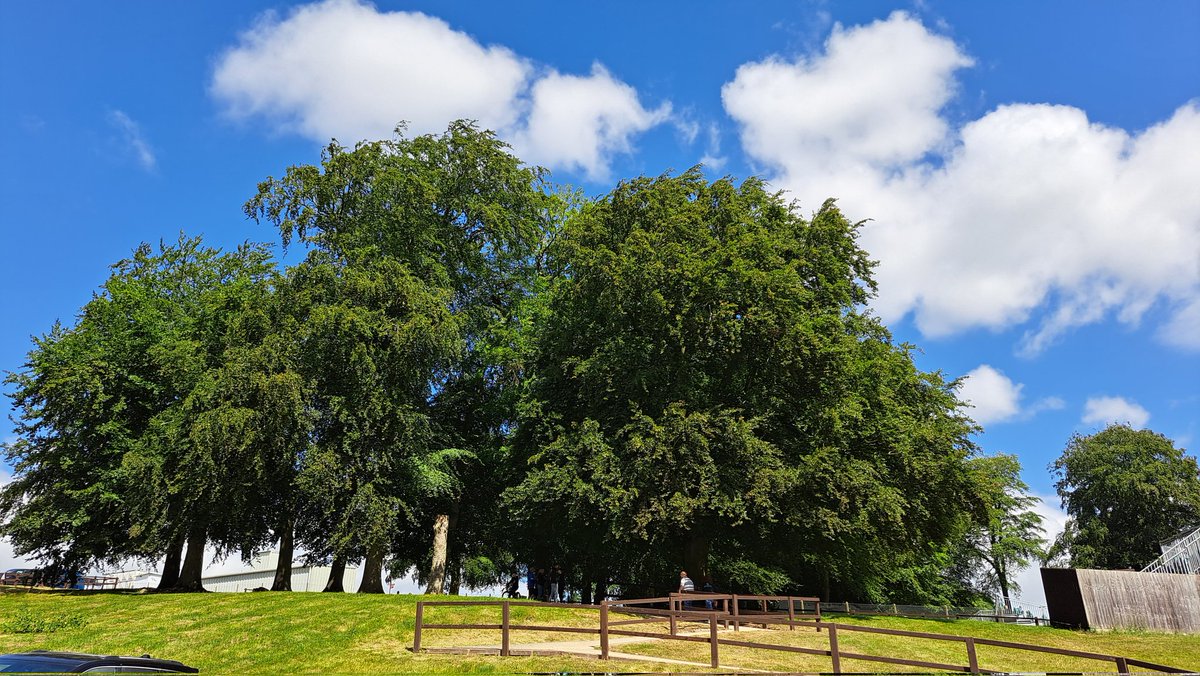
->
411;596;1188;673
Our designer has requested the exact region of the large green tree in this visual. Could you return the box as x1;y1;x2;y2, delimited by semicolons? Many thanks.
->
1051;424;1200;570
1;236;288;590
246;121;551;592
507;169;982;602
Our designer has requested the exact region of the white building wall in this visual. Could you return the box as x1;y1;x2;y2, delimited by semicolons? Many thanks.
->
202;564;358;592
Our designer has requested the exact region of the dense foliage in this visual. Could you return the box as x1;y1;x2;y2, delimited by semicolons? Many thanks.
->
2;122;1070;604
1051;424;1200;570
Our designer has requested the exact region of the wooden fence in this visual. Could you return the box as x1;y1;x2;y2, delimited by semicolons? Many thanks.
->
412;595;1189;673
0;571;117;590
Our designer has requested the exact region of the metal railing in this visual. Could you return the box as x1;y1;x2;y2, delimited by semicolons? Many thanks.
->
1142;525;1200;575
411;595;1188;673
819;601;1046;625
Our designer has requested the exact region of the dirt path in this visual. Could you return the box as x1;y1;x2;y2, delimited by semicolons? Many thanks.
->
439;626;781;672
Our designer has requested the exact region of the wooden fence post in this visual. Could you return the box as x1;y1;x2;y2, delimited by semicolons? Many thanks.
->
1115;657;1128;674
788;596;796;630
600;601;610;660
965;637;979;674
732;594;740;631
413;601;424;653
828;623;841;674
501;600;510;657
669;595;678;636
710;614;720;668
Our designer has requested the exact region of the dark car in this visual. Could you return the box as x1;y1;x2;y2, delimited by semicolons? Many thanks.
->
0;651;198;673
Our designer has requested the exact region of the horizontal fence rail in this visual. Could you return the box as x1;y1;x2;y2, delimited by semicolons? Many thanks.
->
411;595;1189;673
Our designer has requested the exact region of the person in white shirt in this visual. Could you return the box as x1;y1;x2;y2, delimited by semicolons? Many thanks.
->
679;570;695;608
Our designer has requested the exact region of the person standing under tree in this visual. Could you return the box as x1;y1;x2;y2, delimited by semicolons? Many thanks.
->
554;565;567;602
679;570;695;608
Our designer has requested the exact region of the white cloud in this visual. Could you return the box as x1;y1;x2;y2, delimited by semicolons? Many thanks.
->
1082;395;1151;428
957;365;1063;426
108;110;156;171
723;12;1200;353
725;11;970;174
958;365;1022;425
1010;494;1068;615
512;64;671;181
211;0;669;178
1160;296;1200;350
0;468;38;572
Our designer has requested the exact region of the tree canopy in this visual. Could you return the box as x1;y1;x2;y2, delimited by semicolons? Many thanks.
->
1051;424;1200;570
5;122;1015;604
506;168;983;601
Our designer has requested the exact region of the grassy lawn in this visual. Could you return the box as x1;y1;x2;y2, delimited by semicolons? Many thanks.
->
0;589;671;673
617;614;1200;673
2;589;1198;673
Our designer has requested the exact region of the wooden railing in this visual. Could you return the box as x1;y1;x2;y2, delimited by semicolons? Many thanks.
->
412;596;1189;673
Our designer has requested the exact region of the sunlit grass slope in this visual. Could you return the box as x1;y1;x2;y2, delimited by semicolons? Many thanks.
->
1;589;1198;673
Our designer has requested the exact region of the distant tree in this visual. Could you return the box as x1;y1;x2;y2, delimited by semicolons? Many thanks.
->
967;454;1046;612
1051;424;1200;570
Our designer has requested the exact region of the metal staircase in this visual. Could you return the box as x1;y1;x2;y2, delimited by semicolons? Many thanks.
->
1140;525;1200;575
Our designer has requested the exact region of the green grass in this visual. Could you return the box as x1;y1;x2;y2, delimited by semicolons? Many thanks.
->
1;590;1197;673
619;614;1200;673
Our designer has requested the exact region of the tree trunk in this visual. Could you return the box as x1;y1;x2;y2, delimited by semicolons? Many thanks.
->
323;556;347;592
173;528;207;592
358;548;385;594
684;534;710;585
270;518;295;592
446;504;461;594
580;570;592;605
156;535;184;591
592;572;607;604
996;562;1012;614
426;513;450;594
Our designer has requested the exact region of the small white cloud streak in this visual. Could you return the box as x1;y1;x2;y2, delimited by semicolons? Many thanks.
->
108;110;156;171
1081;396;1151;428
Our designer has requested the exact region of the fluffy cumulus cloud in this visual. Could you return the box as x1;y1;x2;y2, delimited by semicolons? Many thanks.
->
1082;395;1151;428
958;365;1022;425
958;364;1063;426
512;64;671;180
723;11;1200;353
211;0;669;178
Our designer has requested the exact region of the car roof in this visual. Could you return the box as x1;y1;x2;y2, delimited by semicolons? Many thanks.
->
0;651;198;673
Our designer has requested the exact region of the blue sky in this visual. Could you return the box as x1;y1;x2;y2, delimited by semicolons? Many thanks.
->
2;1;1198;604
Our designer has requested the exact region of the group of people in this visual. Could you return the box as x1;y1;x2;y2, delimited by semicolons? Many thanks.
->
504;565;569;601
